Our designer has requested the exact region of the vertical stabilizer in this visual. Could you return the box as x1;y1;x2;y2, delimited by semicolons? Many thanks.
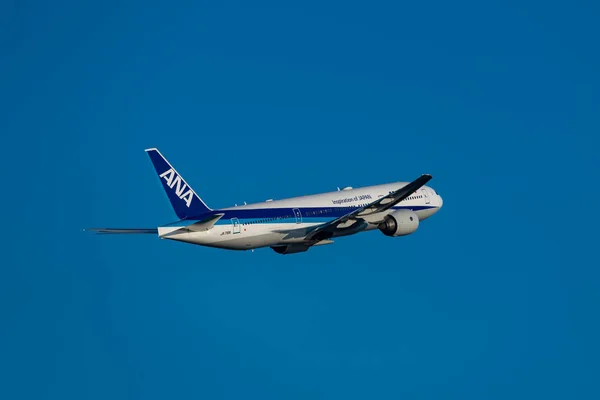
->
145;148;212;219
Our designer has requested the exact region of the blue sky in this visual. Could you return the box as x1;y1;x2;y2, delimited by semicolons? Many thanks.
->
1;1;599;398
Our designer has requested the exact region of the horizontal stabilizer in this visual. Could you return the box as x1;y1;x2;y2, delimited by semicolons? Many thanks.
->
158;214;224;237
86;228;158;235
186;214;225;232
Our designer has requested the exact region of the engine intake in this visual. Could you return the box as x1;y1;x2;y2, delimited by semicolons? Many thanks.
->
379;210;419;237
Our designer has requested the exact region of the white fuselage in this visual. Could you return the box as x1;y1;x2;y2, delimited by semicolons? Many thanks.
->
157;183;443;250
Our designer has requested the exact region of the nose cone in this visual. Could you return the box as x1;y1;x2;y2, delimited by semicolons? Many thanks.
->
437;194;443;209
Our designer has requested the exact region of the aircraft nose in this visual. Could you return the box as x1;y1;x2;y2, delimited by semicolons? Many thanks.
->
438;194;443;208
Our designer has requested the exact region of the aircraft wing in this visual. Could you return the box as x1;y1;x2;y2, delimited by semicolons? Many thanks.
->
86;228;158;234
305;174;432;242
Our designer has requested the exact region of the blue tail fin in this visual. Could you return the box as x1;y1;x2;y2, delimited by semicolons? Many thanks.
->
145;148;212;219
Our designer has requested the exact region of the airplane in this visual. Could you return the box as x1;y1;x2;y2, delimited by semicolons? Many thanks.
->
89;148;443;254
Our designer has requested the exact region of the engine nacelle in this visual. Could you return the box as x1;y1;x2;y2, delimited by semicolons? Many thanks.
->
271;244;310;254
378;210;419;237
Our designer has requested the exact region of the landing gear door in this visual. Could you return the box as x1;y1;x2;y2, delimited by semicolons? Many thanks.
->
292;208;302;224
231;218;241;234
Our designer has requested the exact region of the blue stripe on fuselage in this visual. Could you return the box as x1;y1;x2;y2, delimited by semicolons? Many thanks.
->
163;205;437;227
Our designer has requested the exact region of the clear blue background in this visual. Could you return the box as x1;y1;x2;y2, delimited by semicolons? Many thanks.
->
1;1;599;398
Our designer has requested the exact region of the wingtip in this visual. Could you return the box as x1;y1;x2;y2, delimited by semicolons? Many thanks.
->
144;147;158;152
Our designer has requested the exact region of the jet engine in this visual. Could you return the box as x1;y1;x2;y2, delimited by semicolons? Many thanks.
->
271;244;310;254
378;210;419;237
